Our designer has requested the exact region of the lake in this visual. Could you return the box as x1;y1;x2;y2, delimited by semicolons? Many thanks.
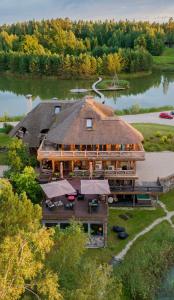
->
0;71;174;116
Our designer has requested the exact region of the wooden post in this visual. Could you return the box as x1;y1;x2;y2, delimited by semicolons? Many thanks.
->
52;160;55;173
60;162;64;179
71;161;74;172
133;194;135;207
103;222;107;247
89;161;93;179
39;160;42;171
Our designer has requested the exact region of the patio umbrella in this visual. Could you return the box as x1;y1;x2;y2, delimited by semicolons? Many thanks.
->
81;180;110;195
40;179;76;198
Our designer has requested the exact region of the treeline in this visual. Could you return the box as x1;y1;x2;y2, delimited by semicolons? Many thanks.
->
0;48;152;77
0;17;173;76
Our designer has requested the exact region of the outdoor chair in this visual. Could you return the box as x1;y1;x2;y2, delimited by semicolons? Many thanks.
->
77;194;85;201
88;199;99;213
64;203;74;210
45;199;56;211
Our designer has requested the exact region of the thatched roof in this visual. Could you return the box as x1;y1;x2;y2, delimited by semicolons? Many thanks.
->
46;97;143;145
10;100;77;147
11;96;143;147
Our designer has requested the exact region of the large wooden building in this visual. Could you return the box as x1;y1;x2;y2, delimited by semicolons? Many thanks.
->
11;96;162;247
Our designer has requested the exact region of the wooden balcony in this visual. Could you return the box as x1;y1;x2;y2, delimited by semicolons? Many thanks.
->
38;146;145;161
73;169;138;179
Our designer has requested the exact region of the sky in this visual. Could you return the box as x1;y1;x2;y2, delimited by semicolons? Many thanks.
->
0;0;174;24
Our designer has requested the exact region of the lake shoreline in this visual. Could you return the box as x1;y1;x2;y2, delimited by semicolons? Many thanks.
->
0;70;152;81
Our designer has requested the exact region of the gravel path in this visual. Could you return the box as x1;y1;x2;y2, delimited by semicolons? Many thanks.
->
121;111;174;126
113;201;174;262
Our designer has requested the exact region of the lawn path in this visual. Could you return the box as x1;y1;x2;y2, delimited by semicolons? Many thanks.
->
113;201;174;262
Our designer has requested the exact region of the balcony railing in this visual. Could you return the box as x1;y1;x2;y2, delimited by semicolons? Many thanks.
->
73;169;136;178
38;149;145;161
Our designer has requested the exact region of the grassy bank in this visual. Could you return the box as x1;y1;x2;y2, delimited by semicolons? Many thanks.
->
86;207;164;264
132;123;174;151
116;222;174;300
160;189;174;211
0;133;12;164
153;47;174;71
96;79;129;89
116;104;174;115
0;114;24;122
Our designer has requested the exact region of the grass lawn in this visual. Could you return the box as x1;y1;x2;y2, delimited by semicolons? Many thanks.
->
132;123;174;151
96;79;129;89
160;189;174;211
0;133;12;164
153;47;174;71
86;206;165;263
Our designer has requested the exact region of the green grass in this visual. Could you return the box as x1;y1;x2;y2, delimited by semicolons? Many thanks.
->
116;105;174;115
153;47;174;71
0;133;12;146
0;133;12;165
96;79;129;89
0;114;24;122
160;189;174;211
132;123;174;151
116;221;174;300
86;206;165;263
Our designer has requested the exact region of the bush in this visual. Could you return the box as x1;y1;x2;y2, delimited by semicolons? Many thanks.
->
167;133;173;139
160;136;168;143
129;103;141;114
155;131;162;138
3;123;14;134
116;222;174;300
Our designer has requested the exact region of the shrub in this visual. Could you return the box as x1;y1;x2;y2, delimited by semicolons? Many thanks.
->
160;136;168;143
155;131;162;138
129;103;141;114
3;123;13;134
167;133;173;139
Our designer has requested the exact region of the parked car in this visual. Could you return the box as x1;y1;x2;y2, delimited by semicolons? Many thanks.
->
159;112;173;119
170;111;174;115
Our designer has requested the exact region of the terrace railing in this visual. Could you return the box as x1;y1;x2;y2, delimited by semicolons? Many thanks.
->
38;149;145;161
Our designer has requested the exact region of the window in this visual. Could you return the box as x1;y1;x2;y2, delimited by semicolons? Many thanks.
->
86;118;93;128
55;106;61;114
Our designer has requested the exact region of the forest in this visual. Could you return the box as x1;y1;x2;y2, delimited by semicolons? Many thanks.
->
0;18;173;77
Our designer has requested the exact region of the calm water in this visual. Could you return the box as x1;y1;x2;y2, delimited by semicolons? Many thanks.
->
0;71;174;116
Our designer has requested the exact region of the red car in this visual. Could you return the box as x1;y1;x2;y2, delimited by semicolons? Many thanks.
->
159;112;173;119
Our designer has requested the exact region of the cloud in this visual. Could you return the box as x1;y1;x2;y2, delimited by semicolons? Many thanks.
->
0;0;174;24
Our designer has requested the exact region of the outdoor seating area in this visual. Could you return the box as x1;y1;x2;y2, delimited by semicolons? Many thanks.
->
41;179;108;222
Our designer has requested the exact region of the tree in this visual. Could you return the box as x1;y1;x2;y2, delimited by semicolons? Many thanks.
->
11;166;42;204
48;222;122;300
7;138;36;173
0;179;62;300
19;35;46;55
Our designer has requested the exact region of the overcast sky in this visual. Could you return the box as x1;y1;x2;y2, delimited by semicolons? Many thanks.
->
0;0;174;24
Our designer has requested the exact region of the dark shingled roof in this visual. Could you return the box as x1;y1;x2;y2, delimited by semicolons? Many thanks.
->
46;97;143;145
10;100;77;147
10;97;143;147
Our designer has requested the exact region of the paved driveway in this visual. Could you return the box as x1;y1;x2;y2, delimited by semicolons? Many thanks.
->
121;111;174;126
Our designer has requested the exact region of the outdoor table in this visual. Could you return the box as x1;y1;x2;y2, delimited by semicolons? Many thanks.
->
68;195;75;201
